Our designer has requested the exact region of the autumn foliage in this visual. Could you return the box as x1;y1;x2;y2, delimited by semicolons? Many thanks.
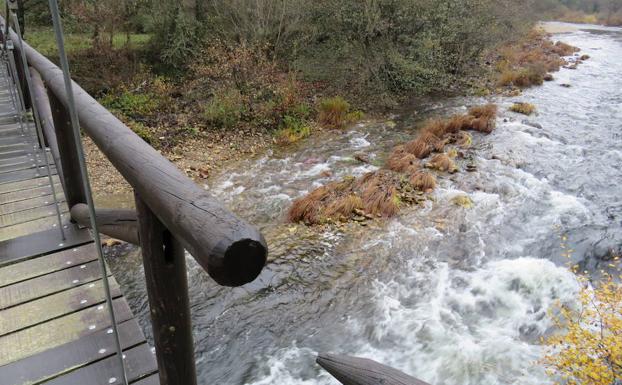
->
543;274;622;385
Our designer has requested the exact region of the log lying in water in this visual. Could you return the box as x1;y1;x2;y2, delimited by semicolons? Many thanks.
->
70;203;140;245
316;353;431;385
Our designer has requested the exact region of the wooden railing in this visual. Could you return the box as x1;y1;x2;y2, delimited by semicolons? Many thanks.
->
1;18;267;385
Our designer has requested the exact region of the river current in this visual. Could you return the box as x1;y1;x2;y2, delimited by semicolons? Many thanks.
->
109;22;622;385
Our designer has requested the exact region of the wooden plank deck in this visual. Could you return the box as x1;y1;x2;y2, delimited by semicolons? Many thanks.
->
0;67;158;384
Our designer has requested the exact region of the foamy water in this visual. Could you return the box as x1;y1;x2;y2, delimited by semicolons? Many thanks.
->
109;23;622;385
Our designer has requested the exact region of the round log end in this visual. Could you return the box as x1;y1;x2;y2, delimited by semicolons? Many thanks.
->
207;237;267;287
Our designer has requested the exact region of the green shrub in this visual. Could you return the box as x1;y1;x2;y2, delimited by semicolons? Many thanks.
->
203;89;245;129
276;114;312;145
101;90;160;118
127;121;155;144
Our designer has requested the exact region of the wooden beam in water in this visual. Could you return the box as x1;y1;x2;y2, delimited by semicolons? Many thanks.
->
316;353;431;385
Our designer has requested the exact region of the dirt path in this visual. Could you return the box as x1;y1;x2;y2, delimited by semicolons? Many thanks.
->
85;129;272;207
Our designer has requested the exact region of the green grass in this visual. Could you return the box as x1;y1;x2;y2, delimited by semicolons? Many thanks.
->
25;28;151;57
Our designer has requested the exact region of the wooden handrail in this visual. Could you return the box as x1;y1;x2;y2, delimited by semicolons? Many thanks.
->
6;22;267;287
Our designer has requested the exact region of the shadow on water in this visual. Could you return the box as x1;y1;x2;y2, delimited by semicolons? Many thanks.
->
107;23;622;385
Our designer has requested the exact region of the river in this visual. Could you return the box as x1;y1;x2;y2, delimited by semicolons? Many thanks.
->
108;22;622;385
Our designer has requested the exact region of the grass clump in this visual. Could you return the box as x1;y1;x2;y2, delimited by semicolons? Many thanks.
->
509;102;536;115
427;153;458;173
317;96;363;129
410;172;437;192
101;89;161;118
386;147;420;173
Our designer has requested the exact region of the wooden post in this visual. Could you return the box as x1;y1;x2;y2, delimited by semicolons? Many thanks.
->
47;88;86;208
10;36;29;108
30;68;66;187
135;194;197;385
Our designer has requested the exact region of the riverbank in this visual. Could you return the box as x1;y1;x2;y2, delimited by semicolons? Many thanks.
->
85;24;582;204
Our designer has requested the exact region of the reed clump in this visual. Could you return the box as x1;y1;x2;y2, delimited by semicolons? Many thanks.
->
289;103;497;225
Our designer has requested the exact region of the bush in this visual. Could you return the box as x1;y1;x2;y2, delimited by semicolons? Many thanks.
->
101;89;160;118
275;115;312;145
202;89;245;130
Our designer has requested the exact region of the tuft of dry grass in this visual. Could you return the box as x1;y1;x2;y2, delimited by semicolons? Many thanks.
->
446;114;474;133
433;138;450;153
317;96;350;129
404;138;433;159
456;131;472;148
387;148;419;172
325;194;364;218
509;102;536;115
357;171;401;217
469;104;497;120
427;153;458;173
552;41;579;56
421;118;450;137
410;172;437;192
495;31;579;89
288;185;331;224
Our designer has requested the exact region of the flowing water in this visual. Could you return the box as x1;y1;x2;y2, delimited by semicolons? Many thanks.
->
109;22;622;385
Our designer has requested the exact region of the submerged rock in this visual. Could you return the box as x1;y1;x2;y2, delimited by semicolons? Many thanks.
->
522;120;543;129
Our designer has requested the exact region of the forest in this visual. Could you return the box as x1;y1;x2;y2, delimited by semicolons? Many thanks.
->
10;0;619;152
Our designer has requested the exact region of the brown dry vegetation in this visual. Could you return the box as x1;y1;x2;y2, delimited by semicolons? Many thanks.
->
495;30;580;89
288;103;498;225
510;102;537;115
427;153;458;173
